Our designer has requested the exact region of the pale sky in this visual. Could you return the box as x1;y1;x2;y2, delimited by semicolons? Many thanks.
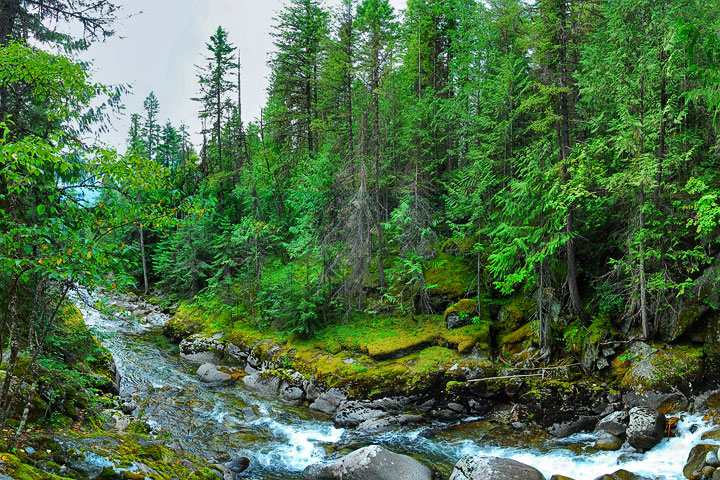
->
83;0;406;151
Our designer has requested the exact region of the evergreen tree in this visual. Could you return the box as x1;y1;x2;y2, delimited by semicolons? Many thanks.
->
193;26;237;173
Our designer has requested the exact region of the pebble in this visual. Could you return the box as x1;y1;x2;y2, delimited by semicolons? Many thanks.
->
704;465;717;477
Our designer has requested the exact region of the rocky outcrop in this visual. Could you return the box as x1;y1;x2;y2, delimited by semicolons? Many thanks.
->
612;342;703;394
302;445;433;480
179;334;225;364
309;389;348;415
449;455;544;480
626;407;666;451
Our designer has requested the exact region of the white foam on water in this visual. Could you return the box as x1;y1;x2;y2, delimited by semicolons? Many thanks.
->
252;419;345;471
423;414;717;479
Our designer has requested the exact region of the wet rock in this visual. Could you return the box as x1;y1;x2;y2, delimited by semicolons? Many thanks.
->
594;470;648;480
333;401;387;427
449;455;544;480
309;388;347;415
242;406;259;422
622;390;689;415
704;465;717;477
357;414;424;433
179;334;224;364
303;445;432;480
242;372;282;395
594;432;624;451
550;476;576;480
626;407;665;451
694;389;720;412
549;415;599;438
225;457;250;474
197;363;234;386
708;449;720;467
595;411;629;437
121;399;137;414
684;444;717;479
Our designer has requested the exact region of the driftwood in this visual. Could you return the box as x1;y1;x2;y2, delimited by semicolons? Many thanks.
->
467;362;582;383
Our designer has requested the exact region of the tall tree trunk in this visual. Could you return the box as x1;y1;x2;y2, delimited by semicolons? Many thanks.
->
373;49;386;291
638;190;650;339
0;0;21;121
557;2;587;322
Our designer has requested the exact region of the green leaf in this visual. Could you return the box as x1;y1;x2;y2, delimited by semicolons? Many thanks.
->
37;204;46;215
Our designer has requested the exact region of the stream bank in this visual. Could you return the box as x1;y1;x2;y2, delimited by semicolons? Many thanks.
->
5;291;720;480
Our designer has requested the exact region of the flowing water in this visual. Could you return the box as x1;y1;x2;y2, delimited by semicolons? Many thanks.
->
73;292;718;480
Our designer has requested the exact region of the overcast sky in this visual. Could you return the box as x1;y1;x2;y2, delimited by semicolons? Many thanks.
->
83;0;406;151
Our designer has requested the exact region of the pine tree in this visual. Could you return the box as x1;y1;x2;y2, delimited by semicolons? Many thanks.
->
193;26;237;173
143;92;160;162
268;0;329;156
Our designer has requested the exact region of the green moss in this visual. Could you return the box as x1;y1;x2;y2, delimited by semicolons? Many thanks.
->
424;253;476;300
440;237;476;256
616;343;704;393
0;452;72;479
498;296;535;333
444;299;478;323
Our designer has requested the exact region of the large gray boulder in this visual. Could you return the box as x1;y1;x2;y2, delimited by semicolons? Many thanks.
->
449;456;545;480
626;407;666;451
242;371;283;396
302;445;433;480
196;363;234;386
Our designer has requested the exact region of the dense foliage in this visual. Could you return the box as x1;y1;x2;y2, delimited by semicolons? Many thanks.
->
117;0;720;349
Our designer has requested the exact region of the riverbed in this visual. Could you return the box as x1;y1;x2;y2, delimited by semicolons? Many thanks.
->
74;292;715;479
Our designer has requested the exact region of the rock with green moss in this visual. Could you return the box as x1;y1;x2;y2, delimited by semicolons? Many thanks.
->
611;342;704;394
445;299;478;330
497;296;535;334
424;253;476;309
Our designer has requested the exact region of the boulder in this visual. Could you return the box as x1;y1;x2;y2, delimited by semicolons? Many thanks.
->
445;299;478;330
357;414;424;433
196;363;234;386
612;342;703;394
225;457;250;474
309;389;347;415
333;401;387;427
302;445;432;480
179;334;225;364
242;372;282;396
594;432;624;451
449;455;544;480
626;407;665;451
595;411;629;437
548;415;599;438
622;390;689;415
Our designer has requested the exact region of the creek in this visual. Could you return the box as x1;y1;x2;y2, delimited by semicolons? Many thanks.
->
74;292;716;480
